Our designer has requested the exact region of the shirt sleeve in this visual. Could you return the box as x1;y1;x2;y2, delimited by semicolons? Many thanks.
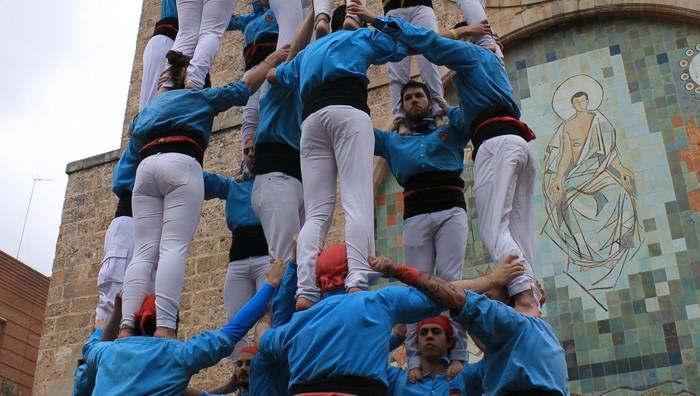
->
179;329;239;373
451;290;527;350
379;286;443;324
203;172;231;200
259;326;287;364
458;361;485;396
369;30;408;65
201;81;251;113
112;135;142;197
227;11;257;31
81;337;110;370
373;128;390;159
274;58;301;90
447;106;469;141
388;334;402;352
373;16;487;74
272;260;297;328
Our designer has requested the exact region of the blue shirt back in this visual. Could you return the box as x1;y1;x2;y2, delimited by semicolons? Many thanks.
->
203;172;260;231
161;0;177;19
452;291;569;395
274;28;407;99
386;363;484;396
260;286;442;390
71;328;102;396
374;17;519;129
112;82;250;197
374;107;469;186
254;83;302;151
229;8;278;46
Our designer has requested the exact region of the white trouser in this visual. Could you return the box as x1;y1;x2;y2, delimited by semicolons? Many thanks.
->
139;34;174;111
296;106;376;302
241;68;265;148
401;207;469;368
252;172;305;262
171;0;239;88
386;5;445;120
121;153;204;330
224;255;271;319
269;0;304;49
314;0;366;20
456;0;504;61
96;216;135;322
473;135;537;298
224;255;270;358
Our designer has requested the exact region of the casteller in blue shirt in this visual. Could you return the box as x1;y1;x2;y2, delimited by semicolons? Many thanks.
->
82;279;278;396
258;244;444;395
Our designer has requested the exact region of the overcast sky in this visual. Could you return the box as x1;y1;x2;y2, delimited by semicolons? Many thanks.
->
0;1;142;275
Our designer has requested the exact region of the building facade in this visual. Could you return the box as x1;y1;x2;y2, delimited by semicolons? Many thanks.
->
0;251;49;396
34;0;700;395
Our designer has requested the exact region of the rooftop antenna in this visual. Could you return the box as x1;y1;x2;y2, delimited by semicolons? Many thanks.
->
16;177;52;260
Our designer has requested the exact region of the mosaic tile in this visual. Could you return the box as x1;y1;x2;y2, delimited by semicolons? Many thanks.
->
374;17;700;392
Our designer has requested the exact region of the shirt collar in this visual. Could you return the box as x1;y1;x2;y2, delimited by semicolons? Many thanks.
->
406;117;438;135
421;356;451;378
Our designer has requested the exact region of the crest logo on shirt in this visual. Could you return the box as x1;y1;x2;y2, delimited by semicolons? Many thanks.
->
449;389;461;396
266;14;274;22
438;131;448;141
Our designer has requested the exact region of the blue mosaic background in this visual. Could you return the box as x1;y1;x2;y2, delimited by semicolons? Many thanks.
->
374;18;700;395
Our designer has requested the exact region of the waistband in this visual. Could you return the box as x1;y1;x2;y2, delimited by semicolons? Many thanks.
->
243;35;278;70
153;17;178;40
470;109;535;160
291;375;387;396
114;190;132;218
383;0;433;13
230;224;269;262
140;132;205;165
253;142;302;181
403;171;466;219
302;76;369;121
505;390;563;396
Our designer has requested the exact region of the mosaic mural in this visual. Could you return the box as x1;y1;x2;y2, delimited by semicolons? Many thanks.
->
374;18;700;394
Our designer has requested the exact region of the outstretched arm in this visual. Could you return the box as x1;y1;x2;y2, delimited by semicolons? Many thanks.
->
370;257;466;312
287;6;315;61
100;292;123;341
452;254;523;293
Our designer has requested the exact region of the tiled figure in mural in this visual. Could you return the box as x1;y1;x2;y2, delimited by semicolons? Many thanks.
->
543;74;642;297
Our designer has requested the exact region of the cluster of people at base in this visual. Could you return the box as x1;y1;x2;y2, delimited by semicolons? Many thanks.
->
74;0;569;394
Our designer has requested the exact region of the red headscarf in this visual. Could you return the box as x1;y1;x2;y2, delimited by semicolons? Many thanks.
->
315;244;348;294
417;315;453;338
238;345;258;357
134;294;157;336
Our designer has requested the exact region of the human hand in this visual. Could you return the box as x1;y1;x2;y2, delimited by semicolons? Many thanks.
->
393;324;406;343
392;117;411;136
368;256;398;278
446;360;464;379
291;234;298;263
407;367;422;383
346;0;376;24
488;253;524;288
620;167;634;192
266;259;287;288
456;20;492;38
264;44;291;67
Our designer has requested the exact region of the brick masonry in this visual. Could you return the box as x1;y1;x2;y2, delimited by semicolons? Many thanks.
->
0;251;49;396
33;0;700;395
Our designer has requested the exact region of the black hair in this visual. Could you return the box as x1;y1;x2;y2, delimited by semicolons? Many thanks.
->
571;91;588;103
400;80;431;105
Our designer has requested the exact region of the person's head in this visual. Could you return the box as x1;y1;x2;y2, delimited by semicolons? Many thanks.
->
165;50;190;89
243;134;255;174
233;345;258;388
134;294;157;336
401;81;432;122
315;244;348;295
417;315;454;361
571;91;589;113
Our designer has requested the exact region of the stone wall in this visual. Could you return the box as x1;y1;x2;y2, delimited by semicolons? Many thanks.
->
34;0;700;394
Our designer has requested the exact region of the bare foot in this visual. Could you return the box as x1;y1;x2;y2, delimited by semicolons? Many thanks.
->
347;287;363;293
154;326;177;339
315;15;330;38
296;296;314;311
343;16;360;30
118;326;135;339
